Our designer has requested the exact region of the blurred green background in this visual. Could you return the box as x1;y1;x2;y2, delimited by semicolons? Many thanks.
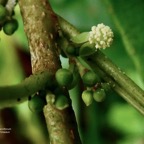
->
0;0;144;144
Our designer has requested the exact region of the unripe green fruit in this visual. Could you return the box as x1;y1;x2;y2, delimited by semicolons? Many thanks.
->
28;95;46;113
55;95;69;110
82;71;100;87
3;19;18;35
55;68;73;87
0;5;7;21
82;90;93;106
93;88;106;102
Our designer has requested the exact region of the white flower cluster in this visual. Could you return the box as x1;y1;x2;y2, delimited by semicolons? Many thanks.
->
88;23;114;49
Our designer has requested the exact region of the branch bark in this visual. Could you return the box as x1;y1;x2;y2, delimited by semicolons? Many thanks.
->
18;0;82;143
19;0;61;74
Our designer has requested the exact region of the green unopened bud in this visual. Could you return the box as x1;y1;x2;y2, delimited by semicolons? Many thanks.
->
65;45;79;56
55;68;73;87
0;5;7;21
79;42;95;56
93;88;106;102
55;95;69;110
71;32;89;44
82;90;93;106
82;71;100;87
3;19;18;35
28;95;46;113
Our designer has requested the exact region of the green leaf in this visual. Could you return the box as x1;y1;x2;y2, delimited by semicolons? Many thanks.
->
71;32;89;44
104;0;144;81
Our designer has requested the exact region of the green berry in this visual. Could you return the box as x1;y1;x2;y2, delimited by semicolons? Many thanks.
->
3;19;18;35
82;90;93;106
28;95;46;113
0;5;7;21
55;95;69;110
93;88;106;102
55;68;73;87
82;71;100;87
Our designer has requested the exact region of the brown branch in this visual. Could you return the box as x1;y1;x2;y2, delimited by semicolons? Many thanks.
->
19;0;61;74
43;98;82;144
18;0;82;143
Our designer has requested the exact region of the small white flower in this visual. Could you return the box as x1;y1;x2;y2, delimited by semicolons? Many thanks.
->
88;23;114;49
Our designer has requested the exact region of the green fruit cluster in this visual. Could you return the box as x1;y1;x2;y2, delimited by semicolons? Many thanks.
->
82;87;108;106
0;2;18;35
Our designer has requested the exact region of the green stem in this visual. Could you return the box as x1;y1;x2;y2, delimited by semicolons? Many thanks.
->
89;51;144;104
83;59;144;115
0;72;52;108
58;15;144;115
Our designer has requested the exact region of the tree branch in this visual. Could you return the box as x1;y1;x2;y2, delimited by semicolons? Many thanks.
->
18;0;82;143
0;72;52;108
18;0;61;74
43;94;82;144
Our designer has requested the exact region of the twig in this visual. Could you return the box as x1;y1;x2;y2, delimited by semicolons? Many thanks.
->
0;72;52;108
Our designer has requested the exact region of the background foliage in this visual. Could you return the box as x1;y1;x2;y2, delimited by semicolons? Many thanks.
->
0;0;144;144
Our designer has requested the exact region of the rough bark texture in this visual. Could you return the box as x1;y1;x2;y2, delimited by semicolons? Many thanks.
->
18;0;82;143
43;103;82;144
19;0;61;74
